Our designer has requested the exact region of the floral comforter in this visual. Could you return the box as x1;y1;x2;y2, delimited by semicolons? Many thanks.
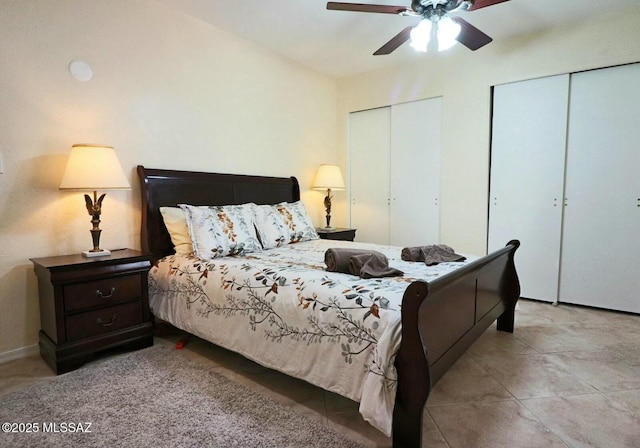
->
148;239;475;436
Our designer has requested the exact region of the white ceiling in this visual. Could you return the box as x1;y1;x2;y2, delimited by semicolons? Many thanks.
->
156;0;640;78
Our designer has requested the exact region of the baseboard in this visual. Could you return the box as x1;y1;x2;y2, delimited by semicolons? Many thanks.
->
0;344;39;365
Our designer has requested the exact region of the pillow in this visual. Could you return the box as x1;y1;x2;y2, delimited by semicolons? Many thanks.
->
180;203;262;259
159;207;194;255
253;204;289;249
253;201;319;248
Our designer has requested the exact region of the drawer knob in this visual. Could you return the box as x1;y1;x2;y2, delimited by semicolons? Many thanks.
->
97;314;117;327
95;287;116;299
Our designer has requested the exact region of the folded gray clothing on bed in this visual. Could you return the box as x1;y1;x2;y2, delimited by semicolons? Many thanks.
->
401;245;466;265
348;253;404;279
324;248;403;278
325;248;382;273
421;245;466;266
401;246;426;262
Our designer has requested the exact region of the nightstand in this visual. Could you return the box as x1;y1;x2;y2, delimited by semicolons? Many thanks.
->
30;249;153;374
316;227;357;242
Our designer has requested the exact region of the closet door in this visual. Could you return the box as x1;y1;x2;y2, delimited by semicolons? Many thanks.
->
389;98;442;247
488;75;569;301
349;107;391;244
559;63;640;313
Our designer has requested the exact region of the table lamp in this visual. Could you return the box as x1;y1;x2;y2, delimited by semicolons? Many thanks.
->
59;144;130;257
312;164;345;229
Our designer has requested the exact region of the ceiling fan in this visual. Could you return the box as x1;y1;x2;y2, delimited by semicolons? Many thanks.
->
327;0;510;55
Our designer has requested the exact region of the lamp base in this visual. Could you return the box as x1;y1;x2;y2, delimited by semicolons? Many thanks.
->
82;249;111;258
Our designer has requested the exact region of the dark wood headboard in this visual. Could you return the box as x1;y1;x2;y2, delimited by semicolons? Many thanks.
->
137;165;301;259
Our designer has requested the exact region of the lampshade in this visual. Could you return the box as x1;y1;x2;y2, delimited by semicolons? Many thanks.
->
312;164;345;190
410;17;461;53
437;17;461;51
60;144;130;191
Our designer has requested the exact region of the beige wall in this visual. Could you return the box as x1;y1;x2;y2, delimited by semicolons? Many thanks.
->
0;0;338;356
3;1;639;358
337;6;640;255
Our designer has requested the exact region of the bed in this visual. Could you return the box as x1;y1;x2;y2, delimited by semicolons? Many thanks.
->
137;165;520;448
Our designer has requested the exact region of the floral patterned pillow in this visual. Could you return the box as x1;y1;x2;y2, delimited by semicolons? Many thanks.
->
253;204;289;249
253;201;319;248
180;203;262;259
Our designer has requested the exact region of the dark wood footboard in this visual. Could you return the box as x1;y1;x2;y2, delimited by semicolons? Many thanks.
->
392;240;520;448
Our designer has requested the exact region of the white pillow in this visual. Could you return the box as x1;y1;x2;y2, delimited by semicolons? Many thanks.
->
180;203;262;259
159;207;194;255
253;204;289;249
253;201;319;248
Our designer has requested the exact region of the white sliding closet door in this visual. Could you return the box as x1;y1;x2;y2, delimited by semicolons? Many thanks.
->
488;75;569;301
389;98;442;247
349;107;391;244
559;63;640;313
349;98;442;245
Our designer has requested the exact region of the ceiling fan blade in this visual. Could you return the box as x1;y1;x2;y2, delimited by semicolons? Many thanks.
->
452;17;492;50
373;25;413;55
468;0;510;11
327;2;410;15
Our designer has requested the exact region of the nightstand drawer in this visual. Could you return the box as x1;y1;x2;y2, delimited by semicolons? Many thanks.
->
65;301;143;342
64;274;143;312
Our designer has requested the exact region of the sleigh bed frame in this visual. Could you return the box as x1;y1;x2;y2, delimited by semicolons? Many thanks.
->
137;165;520;448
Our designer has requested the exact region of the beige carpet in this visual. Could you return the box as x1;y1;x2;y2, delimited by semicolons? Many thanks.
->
0;345;365;448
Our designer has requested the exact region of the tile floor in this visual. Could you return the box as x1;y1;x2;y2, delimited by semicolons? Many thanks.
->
1;299;639;447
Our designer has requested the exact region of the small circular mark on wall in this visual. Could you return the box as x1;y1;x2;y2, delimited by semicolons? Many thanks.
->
68;60;93;82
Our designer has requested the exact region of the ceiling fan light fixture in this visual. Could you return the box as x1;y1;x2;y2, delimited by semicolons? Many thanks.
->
410;16;460;53
409;19;432;52
437;16;461;51
327;0;507;55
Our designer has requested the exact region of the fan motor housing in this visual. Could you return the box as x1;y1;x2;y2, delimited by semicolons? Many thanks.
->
412;0;472;17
